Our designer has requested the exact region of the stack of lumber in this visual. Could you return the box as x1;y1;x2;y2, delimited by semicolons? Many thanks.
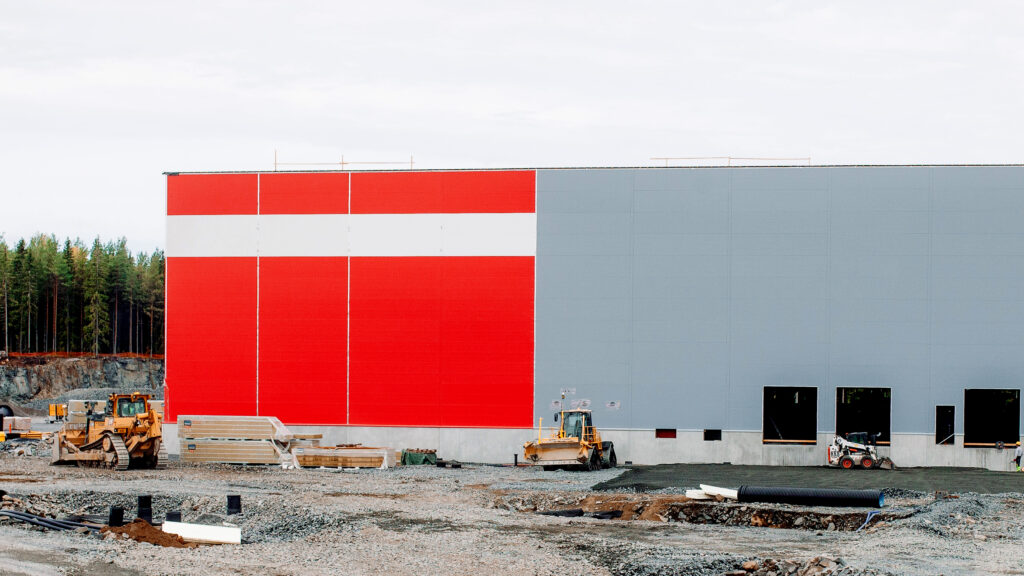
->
177;416;399;468
178;415;309;465
291;445;400;469
1;416;32;433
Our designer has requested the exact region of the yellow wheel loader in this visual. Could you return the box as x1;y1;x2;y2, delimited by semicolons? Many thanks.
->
523;405;616;471
51;392;166;471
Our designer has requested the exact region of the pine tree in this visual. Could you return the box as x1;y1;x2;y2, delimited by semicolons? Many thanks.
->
0;237;9;353
82;238;110;355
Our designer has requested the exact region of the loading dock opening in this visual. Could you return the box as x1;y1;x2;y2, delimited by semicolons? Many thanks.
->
964;389;1020;447
835;388;891;444
762;387;817;444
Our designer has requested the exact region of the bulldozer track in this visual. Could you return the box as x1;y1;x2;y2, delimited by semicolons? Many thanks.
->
109;434;130;471
155;440;168;470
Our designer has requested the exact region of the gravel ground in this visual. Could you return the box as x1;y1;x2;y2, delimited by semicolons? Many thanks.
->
0;453;1020;575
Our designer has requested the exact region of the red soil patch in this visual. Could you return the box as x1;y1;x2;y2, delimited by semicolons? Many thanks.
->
577;494;692;521
102;520;197;548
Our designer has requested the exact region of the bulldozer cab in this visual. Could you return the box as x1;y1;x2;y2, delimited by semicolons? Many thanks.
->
115;397;147;417
560;410;595;442
106;394;151;418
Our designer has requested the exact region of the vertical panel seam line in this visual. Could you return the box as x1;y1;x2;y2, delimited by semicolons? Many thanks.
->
256;173;260;416
533;169;537;429
347;172;351;426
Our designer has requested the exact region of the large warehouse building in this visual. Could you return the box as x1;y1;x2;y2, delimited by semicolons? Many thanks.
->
164;166;1024;469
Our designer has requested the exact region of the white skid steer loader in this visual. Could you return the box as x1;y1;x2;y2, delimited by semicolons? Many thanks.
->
827;432;896;470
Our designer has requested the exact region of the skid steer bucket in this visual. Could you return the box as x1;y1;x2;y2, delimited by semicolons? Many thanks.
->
877;457;896;470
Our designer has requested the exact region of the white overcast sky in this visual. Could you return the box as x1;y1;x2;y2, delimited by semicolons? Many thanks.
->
1;2;1022;253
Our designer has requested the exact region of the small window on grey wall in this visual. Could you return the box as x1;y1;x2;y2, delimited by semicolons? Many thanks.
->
704;429;722;441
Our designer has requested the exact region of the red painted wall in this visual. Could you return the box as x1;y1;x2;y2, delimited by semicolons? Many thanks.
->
165;171;535;428
165;257;257;417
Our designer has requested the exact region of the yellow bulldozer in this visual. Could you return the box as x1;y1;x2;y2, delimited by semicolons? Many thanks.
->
523;403;617;471
51;392;166;470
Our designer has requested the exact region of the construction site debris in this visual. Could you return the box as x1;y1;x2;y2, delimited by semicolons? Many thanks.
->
701;484;739;500
101;519;197;548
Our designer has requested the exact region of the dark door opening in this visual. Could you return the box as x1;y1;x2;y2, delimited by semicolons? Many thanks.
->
835;387;891;444
935;406;954;445
964;389;1020;447
763;387;817;444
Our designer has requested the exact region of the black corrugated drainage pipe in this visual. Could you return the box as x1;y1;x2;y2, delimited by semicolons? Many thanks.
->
737;486;884;508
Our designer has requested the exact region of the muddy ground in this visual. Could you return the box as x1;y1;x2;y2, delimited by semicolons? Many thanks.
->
0;451;1020;576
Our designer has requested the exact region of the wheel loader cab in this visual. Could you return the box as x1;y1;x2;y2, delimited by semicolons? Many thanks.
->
560;410;594;442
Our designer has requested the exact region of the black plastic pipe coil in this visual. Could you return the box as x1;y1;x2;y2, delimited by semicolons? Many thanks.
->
0;510;101;531
737;485;884;508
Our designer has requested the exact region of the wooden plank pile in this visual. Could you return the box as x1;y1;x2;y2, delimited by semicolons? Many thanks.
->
178;415;308;465
177;416;400;469
292;445;400;469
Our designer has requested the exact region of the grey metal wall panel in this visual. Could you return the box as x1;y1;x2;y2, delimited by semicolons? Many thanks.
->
535;166;1024;436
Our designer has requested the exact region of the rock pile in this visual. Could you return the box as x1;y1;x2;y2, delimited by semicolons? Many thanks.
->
723;556;894;576
1;493;54;517
0;438;46;456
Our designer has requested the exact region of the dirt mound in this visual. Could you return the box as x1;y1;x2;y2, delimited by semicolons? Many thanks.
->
102;519;197;548
577;493;693;521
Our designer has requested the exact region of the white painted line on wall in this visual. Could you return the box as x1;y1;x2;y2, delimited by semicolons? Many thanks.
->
167;213;537;257
166;215;258;257
258;214;351;257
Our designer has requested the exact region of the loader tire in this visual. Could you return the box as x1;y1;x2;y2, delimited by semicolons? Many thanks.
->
839;456;854;470
860;457;875;470
606;448;618;469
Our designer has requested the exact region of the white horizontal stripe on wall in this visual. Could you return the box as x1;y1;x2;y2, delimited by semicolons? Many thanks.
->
259;214;350;257
166;213;536;257
167;215;258;257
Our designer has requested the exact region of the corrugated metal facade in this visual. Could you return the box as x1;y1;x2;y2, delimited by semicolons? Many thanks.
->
166;166;1024;439
535;166;1024;438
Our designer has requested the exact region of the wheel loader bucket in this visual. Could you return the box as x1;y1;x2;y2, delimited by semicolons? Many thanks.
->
523;438;588;467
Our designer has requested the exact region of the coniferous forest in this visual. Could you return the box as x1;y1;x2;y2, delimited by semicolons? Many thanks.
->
0;234;164;356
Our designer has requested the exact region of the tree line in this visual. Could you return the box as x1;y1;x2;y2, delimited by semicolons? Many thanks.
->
0;234;164;356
